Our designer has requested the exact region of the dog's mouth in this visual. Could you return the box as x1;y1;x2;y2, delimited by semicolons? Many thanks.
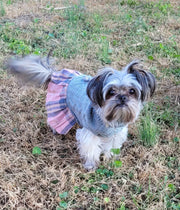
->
115;103;127;108
105;102;136;123
105;104;129;122
103;98;141;125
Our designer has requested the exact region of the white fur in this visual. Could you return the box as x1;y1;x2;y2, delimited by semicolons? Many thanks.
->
76;126;128;170
76;128;102;170
8;56;53;86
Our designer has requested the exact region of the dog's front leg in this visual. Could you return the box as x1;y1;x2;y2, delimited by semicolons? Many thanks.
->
76;128;102;170
103;126;128;159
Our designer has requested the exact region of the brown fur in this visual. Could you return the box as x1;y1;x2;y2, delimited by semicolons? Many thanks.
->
102;98;141;124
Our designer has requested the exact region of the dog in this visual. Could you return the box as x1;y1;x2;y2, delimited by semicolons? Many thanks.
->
7;56;156;170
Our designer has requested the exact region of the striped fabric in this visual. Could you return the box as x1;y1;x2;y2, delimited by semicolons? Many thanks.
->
46;69;81;134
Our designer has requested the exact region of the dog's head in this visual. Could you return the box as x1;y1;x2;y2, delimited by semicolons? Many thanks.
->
87;60;156;126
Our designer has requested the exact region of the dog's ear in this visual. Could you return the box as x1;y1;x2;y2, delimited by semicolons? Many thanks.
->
87;69;113;107
127;61;156;101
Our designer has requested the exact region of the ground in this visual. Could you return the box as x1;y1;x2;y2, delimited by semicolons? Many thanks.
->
0;0;179;209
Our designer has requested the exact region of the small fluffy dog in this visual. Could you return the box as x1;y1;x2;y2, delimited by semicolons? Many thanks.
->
7;56;156;170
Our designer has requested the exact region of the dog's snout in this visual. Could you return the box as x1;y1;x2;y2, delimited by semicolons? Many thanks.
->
119;95;128;103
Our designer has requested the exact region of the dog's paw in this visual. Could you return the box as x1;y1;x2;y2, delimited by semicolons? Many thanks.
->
84;161;97;171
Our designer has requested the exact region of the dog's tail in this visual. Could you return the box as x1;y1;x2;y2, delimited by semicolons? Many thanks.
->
7;55;55;87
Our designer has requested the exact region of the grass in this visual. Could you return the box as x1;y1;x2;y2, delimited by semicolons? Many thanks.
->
138;104;158;147
0;0;180;209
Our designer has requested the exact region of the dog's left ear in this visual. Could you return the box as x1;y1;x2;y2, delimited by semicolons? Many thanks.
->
126;61;156;101
87;69;113;107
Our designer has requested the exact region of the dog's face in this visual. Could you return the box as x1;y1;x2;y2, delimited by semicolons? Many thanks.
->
87;61;156;126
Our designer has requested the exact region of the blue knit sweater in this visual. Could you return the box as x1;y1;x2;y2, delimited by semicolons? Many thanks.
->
66;75;124;137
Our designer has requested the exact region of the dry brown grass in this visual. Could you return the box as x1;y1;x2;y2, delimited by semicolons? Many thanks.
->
0;0;179;209
0;77;179;208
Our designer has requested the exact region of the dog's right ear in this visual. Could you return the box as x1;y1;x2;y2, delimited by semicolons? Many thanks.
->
87;69;113;107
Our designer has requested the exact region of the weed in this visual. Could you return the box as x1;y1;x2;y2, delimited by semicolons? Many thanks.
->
32;146;42;155
155;2;172;15
159;42;179;58
173;137;179;143
91;13;103;33
51;179;59;184
58;200;68;209
104;197;110;203
160;109;179;127
95;166;114;178
57;192;69;209
59;192;68;199
73;186;79;194
8;39;32;55
0;1;5;16
119;0;137;7
6;0;12;5
138;104;158;147
163;179;180;209
97;36;112;64
166;156;178;169
63;0;86;24
154;97;180;128
110;148;123;168
162;64;180;82
118;201;126;210
113;160;123;168
111;148;120;155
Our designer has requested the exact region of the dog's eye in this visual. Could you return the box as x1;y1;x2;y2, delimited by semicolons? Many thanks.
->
108;89;116;96
129;88;135;95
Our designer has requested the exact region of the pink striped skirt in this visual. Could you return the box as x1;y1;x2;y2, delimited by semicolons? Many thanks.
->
46;69;80;134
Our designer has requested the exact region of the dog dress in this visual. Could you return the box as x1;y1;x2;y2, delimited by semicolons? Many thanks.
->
46;69;124;137
46;69;81;134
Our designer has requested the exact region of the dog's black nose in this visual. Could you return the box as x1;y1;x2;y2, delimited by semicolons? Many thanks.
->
119;95;128;104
